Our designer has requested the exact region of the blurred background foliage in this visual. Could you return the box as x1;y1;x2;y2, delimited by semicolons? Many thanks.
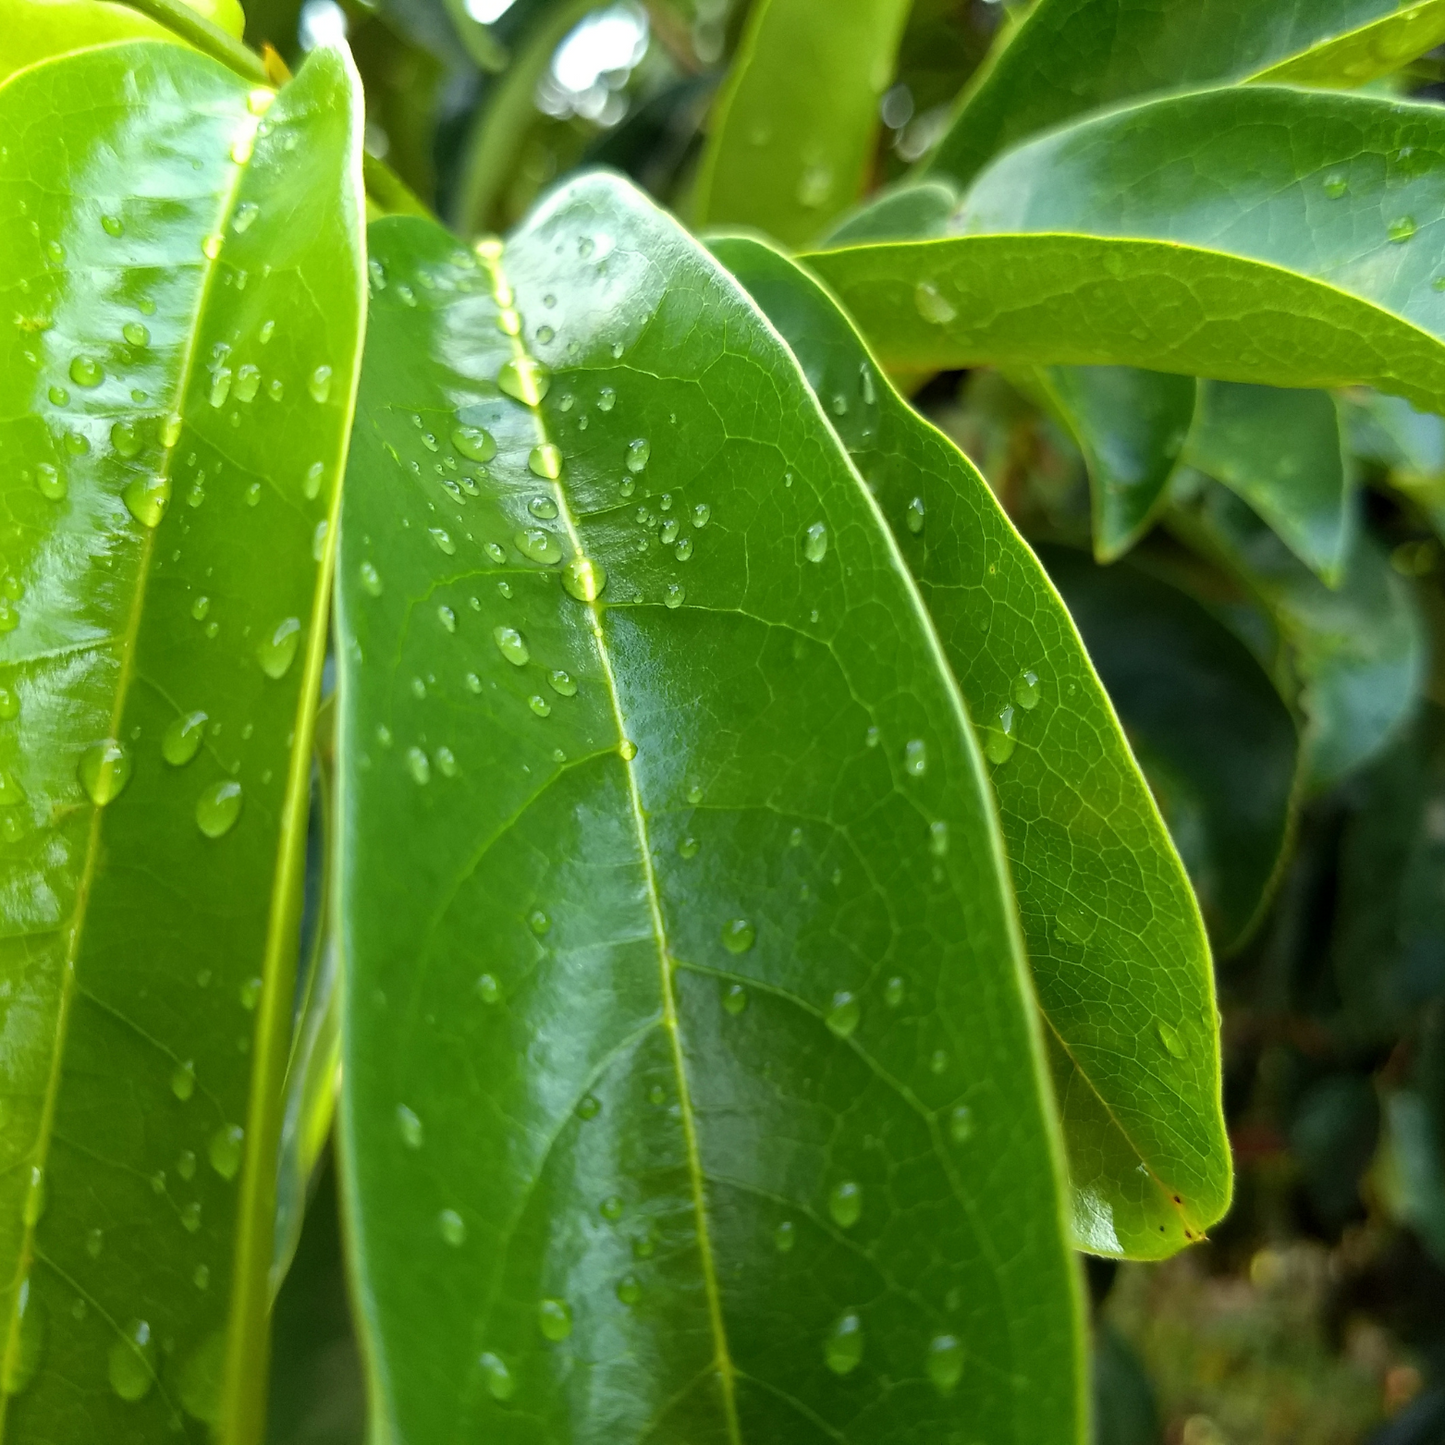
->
245;1;1445;1440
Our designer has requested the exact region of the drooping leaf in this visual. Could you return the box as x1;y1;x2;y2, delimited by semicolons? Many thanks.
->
806;87;1445;416
921;0;1445;189
336;176;1085;1443
0;38;363;1440
691;0;913;245
1185;382;1357;586
1038;545;1300;953
709;235;1230;1260
1036;366;1195;564
1169;474;1426;788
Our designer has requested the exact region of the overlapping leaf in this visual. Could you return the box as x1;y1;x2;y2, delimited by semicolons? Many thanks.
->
0;37;363;1441
336;175;1084;1444
709;235;1229;1258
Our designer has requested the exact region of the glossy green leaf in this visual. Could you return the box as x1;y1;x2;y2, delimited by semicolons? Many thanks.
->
0;38;363;1441
692;0;913;245
1039;545;1300;953
822;179;959;247
807;87;1445;416
337;177;1085;1443
1169;474;1426;788
708;235;1230;1260
1036;366;1195;564
922;0;1445;189
1185;382;1357;586
0;0;175;81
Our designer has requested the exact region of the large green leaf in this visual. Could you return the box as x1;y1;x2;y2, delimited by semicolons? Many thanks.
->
0;37;363;1441
806;86;1445;416
1185;382;1357;587
0;0;174;81
691;0;913;246
922;0;1445;189
336;176;1085;1443
709;235;1229;1259
1344;388;1445;538
1169;474;1426;787
1038;546;1300;953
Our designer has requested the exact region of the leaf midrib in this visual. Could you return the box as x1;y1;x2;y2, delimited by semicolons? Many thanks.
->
479;245;744;1445
0;73;263;1434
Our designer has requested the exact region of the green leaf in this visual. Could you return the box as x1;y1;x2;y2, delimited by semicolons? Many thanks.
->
0;0;175;81
821;179;959;247
337;177;1085;1443
1169;474;1427;787
806;86;1445;414
922;0;1445;188
707;235;1230;1260
691;0;913;245
1343;388;1445;537
0;38;363;1440
1036;367;1195;564
1185;383;1357;586
1038;545;1300;953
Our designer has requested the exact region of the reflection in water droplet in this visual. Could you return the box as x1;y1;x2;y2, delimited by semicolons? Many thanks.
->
1389;215;1418;243
359;561;382;596
123;474;171;528
828;1180;861;1228
1013;671;1040;710
475;973;501;1004
308;365;333;403
122;320;148;347
493;626;529;666
723;983;748;1016
928;1333;964;1394
180;1201;202;1233
773;1219;796;1253
0;686;17;721
396;1104;424;1149
438;605;456;633
619;740;637;761
929;820;948;857
210;1124;244;1180
35;464;65;501
625;438;650;473
495;308;521;337
825;991;860;1039
679;835;699;859
196;780;243;838
2;1280;43;1396
430;527;457;556
721;919;755;954
439;1209;466;1246
514;528;561;564
172;1061;196;1102
884;976;904;1008
576;1094;601;1120
69;354;103;388
529;443;563;480
86;1229;104;1259
452;425;496;462
529;695;551;718
406;748;430;785
905;496;925;535
22;1165;45;1227
110;420;142;458
561;555;606;601
257;616;301;679
824;1312;863;1376
803;522;828;563
479;1351;514;1401
108;1320;156;1402
79;740;131;805
950;1104;974;1144
162;711;208;766
234;364;260;403
1324;173;1348;198
692;502;711;529
528;495;559;520
498;356;551;405
914;281;957;325
664;582;685;609
931;1049;949;1075
548;669;577;697
538;1298;573;1341
904;738;926;778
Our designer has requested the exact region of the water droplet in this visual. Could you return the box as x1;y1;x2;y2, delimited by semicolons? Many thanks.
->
64;429;91;456
914;281;957;325
928;1333;964;1394
828;1180;861;1228
430;527;457;556
0;686;17;721
101;213;125;238
824;1312;863;1376
2;1279;44;1396
121;320;148;347
660;518;680;546
825;991;860;1039
493;626;530;666
723;982;748;1016
689;503;711;533
884;976;904;1008
546;669;577;699
193;1264;209;1290
308;365;332;403
162;710;207;766
561;555;606;601
359;561;382;596
79;739;131;805
177;1149;196;1181
984;705;1016;765
208;365;232;407
513;528;561;564
180;1200;202;1234
904;738;926;777
257;616;301;679
258;317;276;344
437;604;457;635
196;780;243;838
171;1060;196;1101
123;474;171;528
679;835;699;859
930;1048;949;1075
528;910;551;936
239;975;262;1011
451;425;495;464
475;972;501;1004
721;919;755;954
949;1104;977;1145
35;464;65;501
625;438;650;473
905;496;925;535
229;363;259;404
232;201;260;234
161;413;182;447
230;130;253;164
577;1093;601;1120
528;495;559;520
1390;215;1418;243
664;582;685;609
1157;1020;1188;1058
597;1193;625;1223
497;356;551;405
528;443;563;480
483;541;505;564
69;354;103;388
803;522;828;563
110;419;142;459
619;739;637;761
47;385;69;406
406;747;430;785
495;307;522;337
191;595;211;621
538;1298;573;1341
479;1351;514;1401
395;1104;423;1149
86;1228;104;1260
597;387;615;411
108;1319;156;1401
1013;670;1040;710
21;1165;45;1227
439;1208;466;1246
1324;173;1348;198
528;695;551;718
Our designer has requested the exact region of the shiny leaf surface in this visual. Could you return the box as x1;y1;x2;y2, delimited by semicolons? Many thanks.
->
1185;383;1356;587
692;0;913;245
807;87;1445;415
337;176;1085;1443
0;0;174;82
1169;475;1426;788
922;0;1445;188
1040;546;1300;954
0;39;363;1441
710;235;1230;1258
